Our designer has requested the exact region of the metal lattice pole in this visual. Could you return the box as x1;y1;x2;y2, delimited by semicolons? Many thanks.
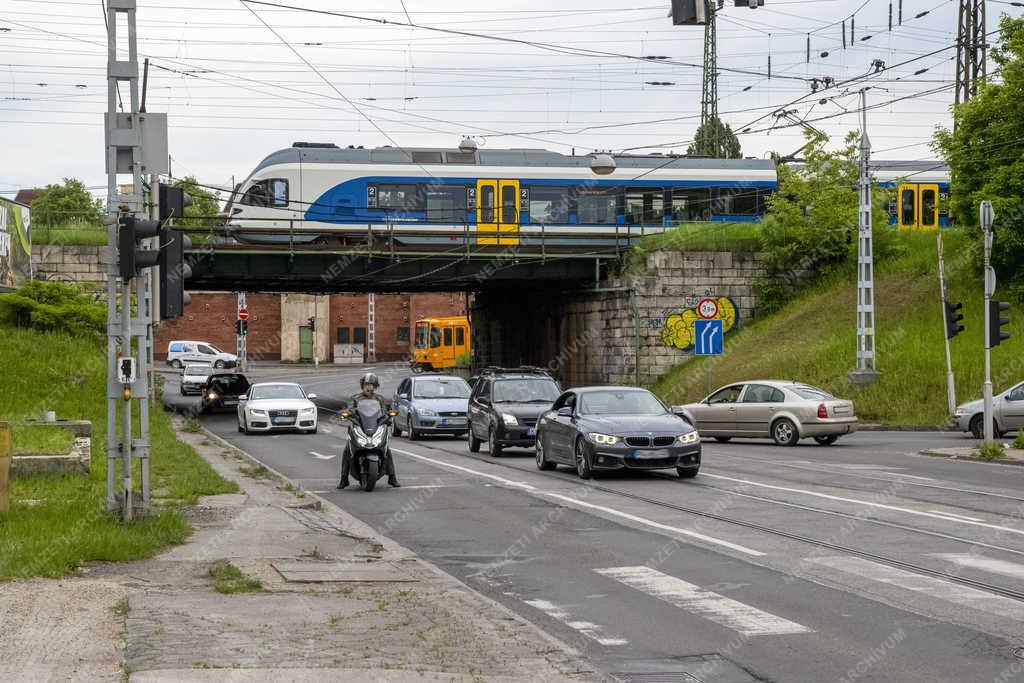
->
955;0;987;105
851;88;879;385
367;293;377;363
701;0;719;155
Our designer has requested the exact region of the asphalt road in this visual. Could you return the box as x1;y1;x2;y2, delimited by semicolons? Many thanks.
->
169;366;1024;682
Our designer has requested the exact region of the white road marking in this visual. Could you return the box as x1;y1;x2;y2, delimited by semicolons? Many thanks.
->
595;566;811;636
934;554;1024;580
927;509;983;522
310;451;336;460
524;599;628;646
393;448;764;557
811;556;1024;621
703;473;1024;537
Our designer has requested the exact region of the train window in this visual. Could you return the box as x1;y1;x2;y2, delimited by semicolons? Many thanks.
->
501;185;517;223
480;185;495;223
456;327;465;346
528;186;569;224
375;184;422;212
624;187;665;225
411;151;443;164
446;151;477;164
900;189;916;226
443;327;453;346
426;186;467;222
717;188;758;215
577;188;619;224
430;326;442;348
670;188;711;222
270;179;288;207
921;189;936;227
241;180;269;207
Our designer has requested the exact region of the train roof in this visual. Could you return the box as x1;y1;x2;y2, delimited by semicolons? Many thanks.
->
252;144;777;174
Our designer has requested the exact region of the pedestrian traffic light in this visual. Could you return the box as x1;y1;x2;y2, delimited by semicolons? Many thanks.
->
235;319;248;336
158;183;193;222
118;213;160;280
157;228;192;319
988;300;1011;348
944;300;964;339
308;316;316;332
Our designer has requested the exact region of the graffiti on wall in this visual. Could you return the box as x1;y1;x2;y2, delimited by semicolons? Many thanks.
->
660;296;738;350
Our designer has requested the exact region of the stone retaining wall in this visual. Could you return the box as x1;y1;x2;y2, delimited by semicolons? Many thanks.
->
31;244;108;288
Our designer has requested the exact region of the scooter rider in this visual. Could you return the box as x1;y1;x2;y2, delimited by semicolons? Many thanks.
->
337;372;401;489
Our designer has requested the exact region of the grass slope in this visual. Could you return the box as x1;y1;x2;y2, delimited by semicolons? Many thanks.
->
0;324;237;579
652;230;1024;425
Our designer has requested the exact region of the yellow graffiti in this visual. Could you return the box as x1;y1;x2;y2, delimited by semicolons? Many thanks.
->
660;297;737;350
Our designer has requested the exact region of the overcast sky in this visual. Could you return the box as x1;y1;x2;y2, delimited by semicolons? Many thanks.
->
1;0;1020;200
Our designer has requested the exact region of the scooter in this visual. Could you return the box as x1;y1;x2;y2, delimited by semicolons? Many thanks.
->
340;399;397;492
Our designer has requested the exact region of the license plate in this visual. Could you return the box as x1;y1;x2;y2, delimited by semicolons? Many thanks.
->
272;417;294;425
526;427;535;437
442;418;465;426
630;448;672;458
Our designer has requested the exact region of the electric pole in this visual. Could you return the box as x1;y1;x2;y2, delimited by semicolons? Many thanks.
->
850;88;879;387
701;0;719;135
955;0;987;104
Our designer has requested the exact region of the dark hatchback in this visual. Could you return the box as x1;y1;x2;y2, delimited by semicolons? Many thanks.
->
536;387;701;479
467;368;562;456
201;372;250;413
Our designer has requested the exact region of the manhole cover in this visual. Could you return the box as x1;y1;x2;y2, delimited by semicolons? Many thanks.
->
272;561;417;583
612;655;761;683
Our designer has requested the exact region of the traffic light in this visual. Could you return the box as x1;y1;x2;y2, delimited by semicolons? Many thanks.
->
308;316;316;332
944;300;964;339
671;0;709;25
158;183;193;221
157;228;192;319
118;213;160;280
235;319;248;336
988;300;1011;348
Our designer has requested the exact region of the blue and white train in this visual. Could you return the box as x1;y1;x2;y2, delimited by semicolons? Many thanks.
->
226;143;950;244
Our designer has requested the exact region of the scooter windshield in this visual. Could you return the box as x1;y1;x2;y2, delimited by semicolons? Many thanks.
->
355;399;383;434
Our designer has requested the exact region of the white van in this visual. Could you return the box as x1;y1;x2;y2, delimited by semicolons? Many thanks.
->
166;340;238;369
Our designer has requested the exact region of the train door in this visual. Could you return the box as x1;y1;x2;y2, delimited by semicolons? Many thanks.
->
897;183;940;231
897;184;918;230
918;184;939;230
476;179;520;245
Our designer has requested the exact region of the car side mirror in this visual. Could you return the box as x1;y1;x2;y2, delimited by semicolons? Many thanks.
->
671;405;686;415
307;393;318;400
398;393;409;400
238;395;248;401
557;407;573;417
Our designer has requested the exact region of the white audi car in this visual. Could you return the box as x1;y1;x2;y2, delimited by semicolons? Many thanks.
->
237;382;319;435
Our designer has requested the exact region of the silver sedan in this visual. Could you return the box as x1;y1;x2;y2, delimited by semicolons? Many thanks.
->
673;380;858;446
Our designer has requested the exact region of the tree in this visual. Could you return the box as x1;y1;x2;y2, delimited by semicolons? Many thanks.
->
30;178;103;227
687;116;742;158
170;176;222;228
934;15;1024;301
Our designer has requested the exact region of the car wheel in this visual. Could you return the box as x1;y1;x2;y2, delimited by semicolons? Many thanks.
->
306;426;319;435
242;416;252;435
468;430;481;453
714;436;732;443
536;436;556;471
814;435;838;446
237;420;244;433
677;466;699;478
170;359;182;369
771;418;799;446
392;420;402;437
214;360;225;369
488;428;503;457
408;425;420;441
574;438;592;479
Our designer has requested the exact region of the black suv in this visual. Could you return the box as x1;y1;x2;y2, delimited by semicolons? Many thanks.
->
467;367;562;456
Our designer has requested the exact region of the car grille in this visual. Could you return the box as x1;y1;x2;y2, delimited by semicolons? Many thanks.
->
520;417;538;427
653;436;676;447
625;435;677;448
269;410;296;418
440;411;465;417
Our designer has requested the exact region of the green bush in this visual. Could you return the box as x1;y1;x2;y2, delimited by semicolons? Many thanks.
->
977;443;1006;461
0;281;106;337
1014;432;1024;450
455;351;472;368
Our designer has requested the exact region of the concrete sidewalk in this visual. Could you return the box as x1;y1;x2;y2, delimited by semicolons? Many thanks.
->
0;419;599;683
919;444;1024;465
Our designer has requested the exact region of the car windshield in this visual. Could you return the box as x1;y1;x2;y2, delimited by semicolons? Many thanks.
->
493;378;560;403
211;376;248;393
414;378;471;399
250;385;305;400
184;366;208;376
579;390;667;416
789;385;834;400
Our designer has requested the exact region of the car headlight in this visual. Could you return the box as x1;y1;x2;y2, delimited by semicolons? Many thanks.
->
207;391;219;401
678;431;700;444
417;407;438;417
249;408;266;416
954;406;968;417
502;413;518;426
589;432;619;445
300;407;316;415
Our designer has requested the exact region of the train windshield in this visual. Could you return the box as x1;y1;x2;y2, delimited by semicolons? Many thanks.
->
414;322;430;349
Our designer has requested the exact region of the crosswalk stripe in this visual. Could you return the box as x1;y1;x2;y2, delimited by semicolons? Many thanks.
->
523;599;628;646
933;554;1024;581
811;556;1024;621
594;566;811;636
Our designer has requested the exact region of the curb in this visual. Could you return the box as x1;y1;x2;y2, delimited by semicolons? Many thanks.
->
190;420;609;681
860;424;958;432
918;448;1024;467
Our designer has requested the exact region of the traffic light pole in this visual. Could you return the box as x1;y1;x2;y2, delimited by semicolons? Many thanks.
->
981;200;994;445
937;233;957;417
237;291;247;372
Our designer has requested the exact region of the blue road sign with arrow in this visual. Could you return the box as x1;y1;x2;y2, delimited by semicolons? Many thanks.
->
694;319;724;355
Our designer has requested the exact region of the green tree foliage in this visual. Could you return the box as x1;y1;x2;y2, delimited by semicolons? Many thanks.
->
30;178;103;227
687;116;742;159
170;176;222;228
757;131;894;310
0;281;106;337
934;16;1024;301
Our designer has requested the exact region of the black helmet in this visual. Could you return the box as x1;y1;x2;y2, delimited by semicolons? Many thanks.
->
360;372;380;389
